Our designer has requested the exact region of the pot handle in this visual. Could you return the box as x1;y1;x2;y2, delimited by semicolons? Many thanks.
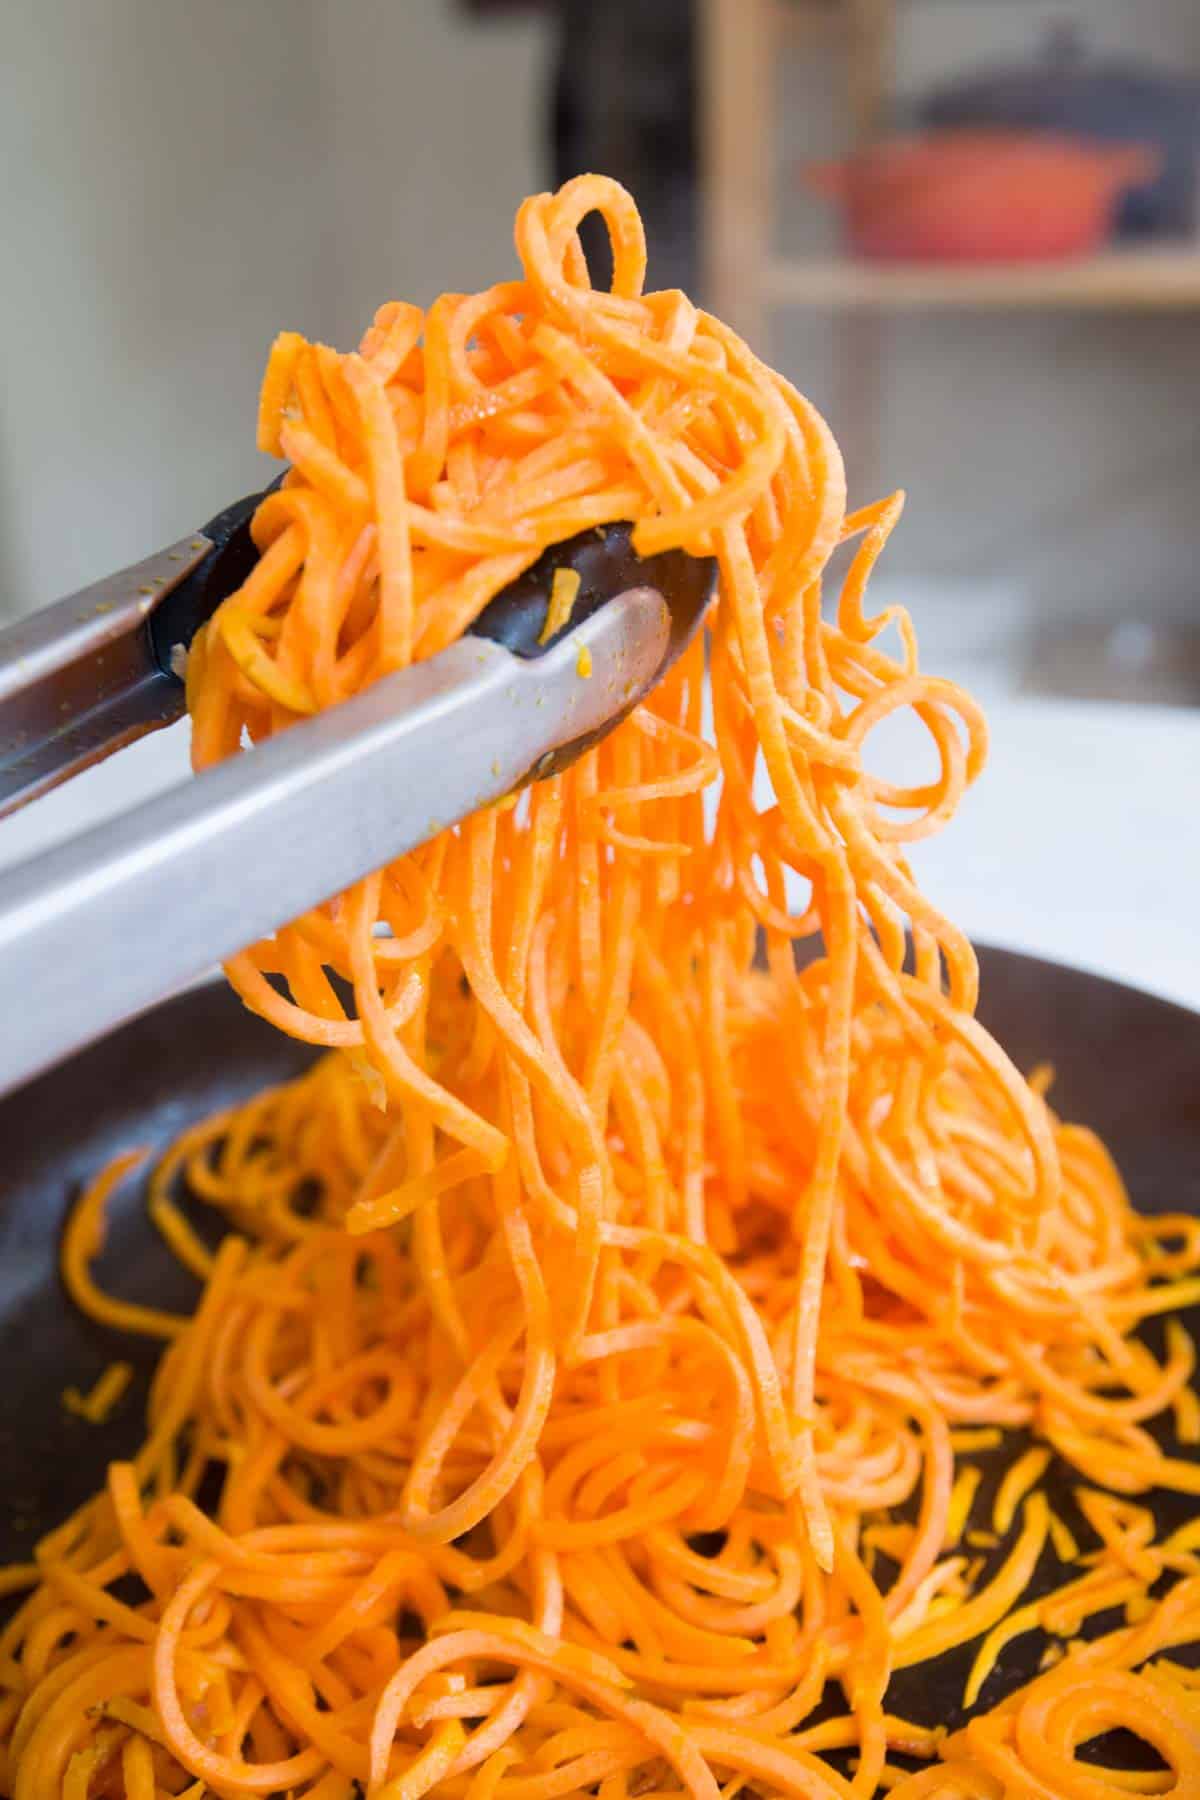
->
1106;144;1162;191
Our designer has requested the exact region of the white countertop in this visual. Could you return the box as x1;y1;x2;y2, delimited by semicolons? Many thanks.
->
903;695;1199;1014
3;695;1198;1015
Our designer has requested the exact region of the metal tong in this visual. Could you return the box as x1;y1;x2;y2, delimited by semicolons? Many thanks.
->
0;495;715;1097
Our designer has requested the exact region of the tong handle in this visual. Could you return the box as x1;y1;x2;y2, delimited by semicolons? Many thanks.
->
0;492;267;820
0;535;208;817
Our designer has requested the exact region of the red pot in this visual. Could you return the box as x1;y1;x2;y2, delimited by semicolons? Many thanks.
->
802;131;1160;262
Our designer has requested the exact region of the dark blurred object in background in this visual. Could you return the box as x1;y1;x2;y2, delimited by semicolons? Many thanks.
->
550;0;698;295
922;24;1200;241
1025;617;1200;707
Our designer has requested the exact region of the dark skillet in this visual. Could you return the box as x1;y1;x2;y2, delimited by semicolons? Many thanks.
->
0;947;1196;1763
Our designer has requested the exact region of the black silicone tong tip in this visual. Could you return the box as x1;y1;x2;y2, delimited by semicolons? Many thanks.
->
152;505;716;707
468;522;717;782
470;521;716;671
147;485;279;679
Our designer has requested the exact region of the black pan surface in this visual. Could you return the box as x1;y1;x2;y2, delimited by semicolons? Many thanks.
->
1;946;1197;1749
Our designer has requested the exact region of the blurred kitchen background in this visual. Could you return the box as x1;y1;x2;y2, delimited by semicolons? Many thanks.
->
2;0;1198;1001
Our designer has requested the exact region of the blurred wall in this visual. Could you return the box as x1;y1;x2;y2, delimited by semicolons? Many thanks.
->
0;0;329;614
0;0;548;619
313;0;547;343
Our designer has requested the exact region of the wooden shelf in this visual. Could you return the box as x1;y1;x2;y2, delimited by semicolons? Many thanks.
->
764;246;1200;311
